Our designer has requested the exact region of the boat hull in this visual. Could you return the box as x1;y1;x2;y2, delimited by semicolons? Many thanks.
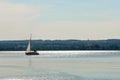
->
25;52;39;55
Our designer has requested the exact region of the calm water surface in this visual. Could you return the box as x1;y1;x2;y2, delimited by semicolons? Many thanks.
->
0;51;120;80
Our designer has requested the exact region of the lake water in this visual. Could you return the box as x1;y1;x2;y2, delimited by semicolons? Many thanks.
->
0;51;120;80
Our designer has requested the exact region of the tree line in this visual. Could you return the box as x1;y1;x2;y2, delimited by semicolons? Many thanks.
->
0;39;120;51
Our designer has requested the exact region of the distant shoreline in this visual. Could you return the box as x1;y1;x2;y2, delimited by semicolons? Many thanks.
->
0;50;120;52
0;39;120;51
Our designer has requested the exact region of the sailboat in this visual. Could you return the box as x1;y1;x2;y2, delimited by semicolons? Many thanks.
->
25;35;39;55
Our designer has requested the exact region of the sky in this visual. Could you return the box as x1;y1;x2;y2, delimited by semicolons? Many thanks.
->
0;0;120;40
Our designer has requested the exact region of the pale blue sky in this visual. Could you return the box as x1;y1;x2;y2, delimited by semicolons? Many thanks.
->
0;0;120;40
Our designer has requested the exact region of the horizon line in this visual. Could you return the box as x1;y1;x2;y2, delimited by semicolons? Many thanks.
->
0;39;120;41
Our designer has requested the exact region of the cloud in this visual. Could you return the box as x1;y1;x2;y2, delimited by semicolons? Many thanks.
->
0;1;40;21
0;1;48;39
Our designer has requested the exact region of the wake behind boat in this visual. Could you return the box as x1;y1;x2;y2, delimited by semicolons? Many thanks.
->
25;35;39;55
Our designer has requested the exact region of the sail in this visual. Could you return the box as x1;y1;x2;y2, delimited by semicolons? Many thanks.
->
26;40;31;52
26;34;32;52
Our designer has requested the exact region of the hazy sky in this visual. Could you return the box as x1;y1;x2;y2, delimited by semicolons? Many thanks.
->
0;0;120;40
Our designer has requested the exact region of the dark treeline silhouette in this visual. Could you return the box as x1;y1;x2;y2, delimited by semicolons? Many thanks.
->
0;39;120;51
